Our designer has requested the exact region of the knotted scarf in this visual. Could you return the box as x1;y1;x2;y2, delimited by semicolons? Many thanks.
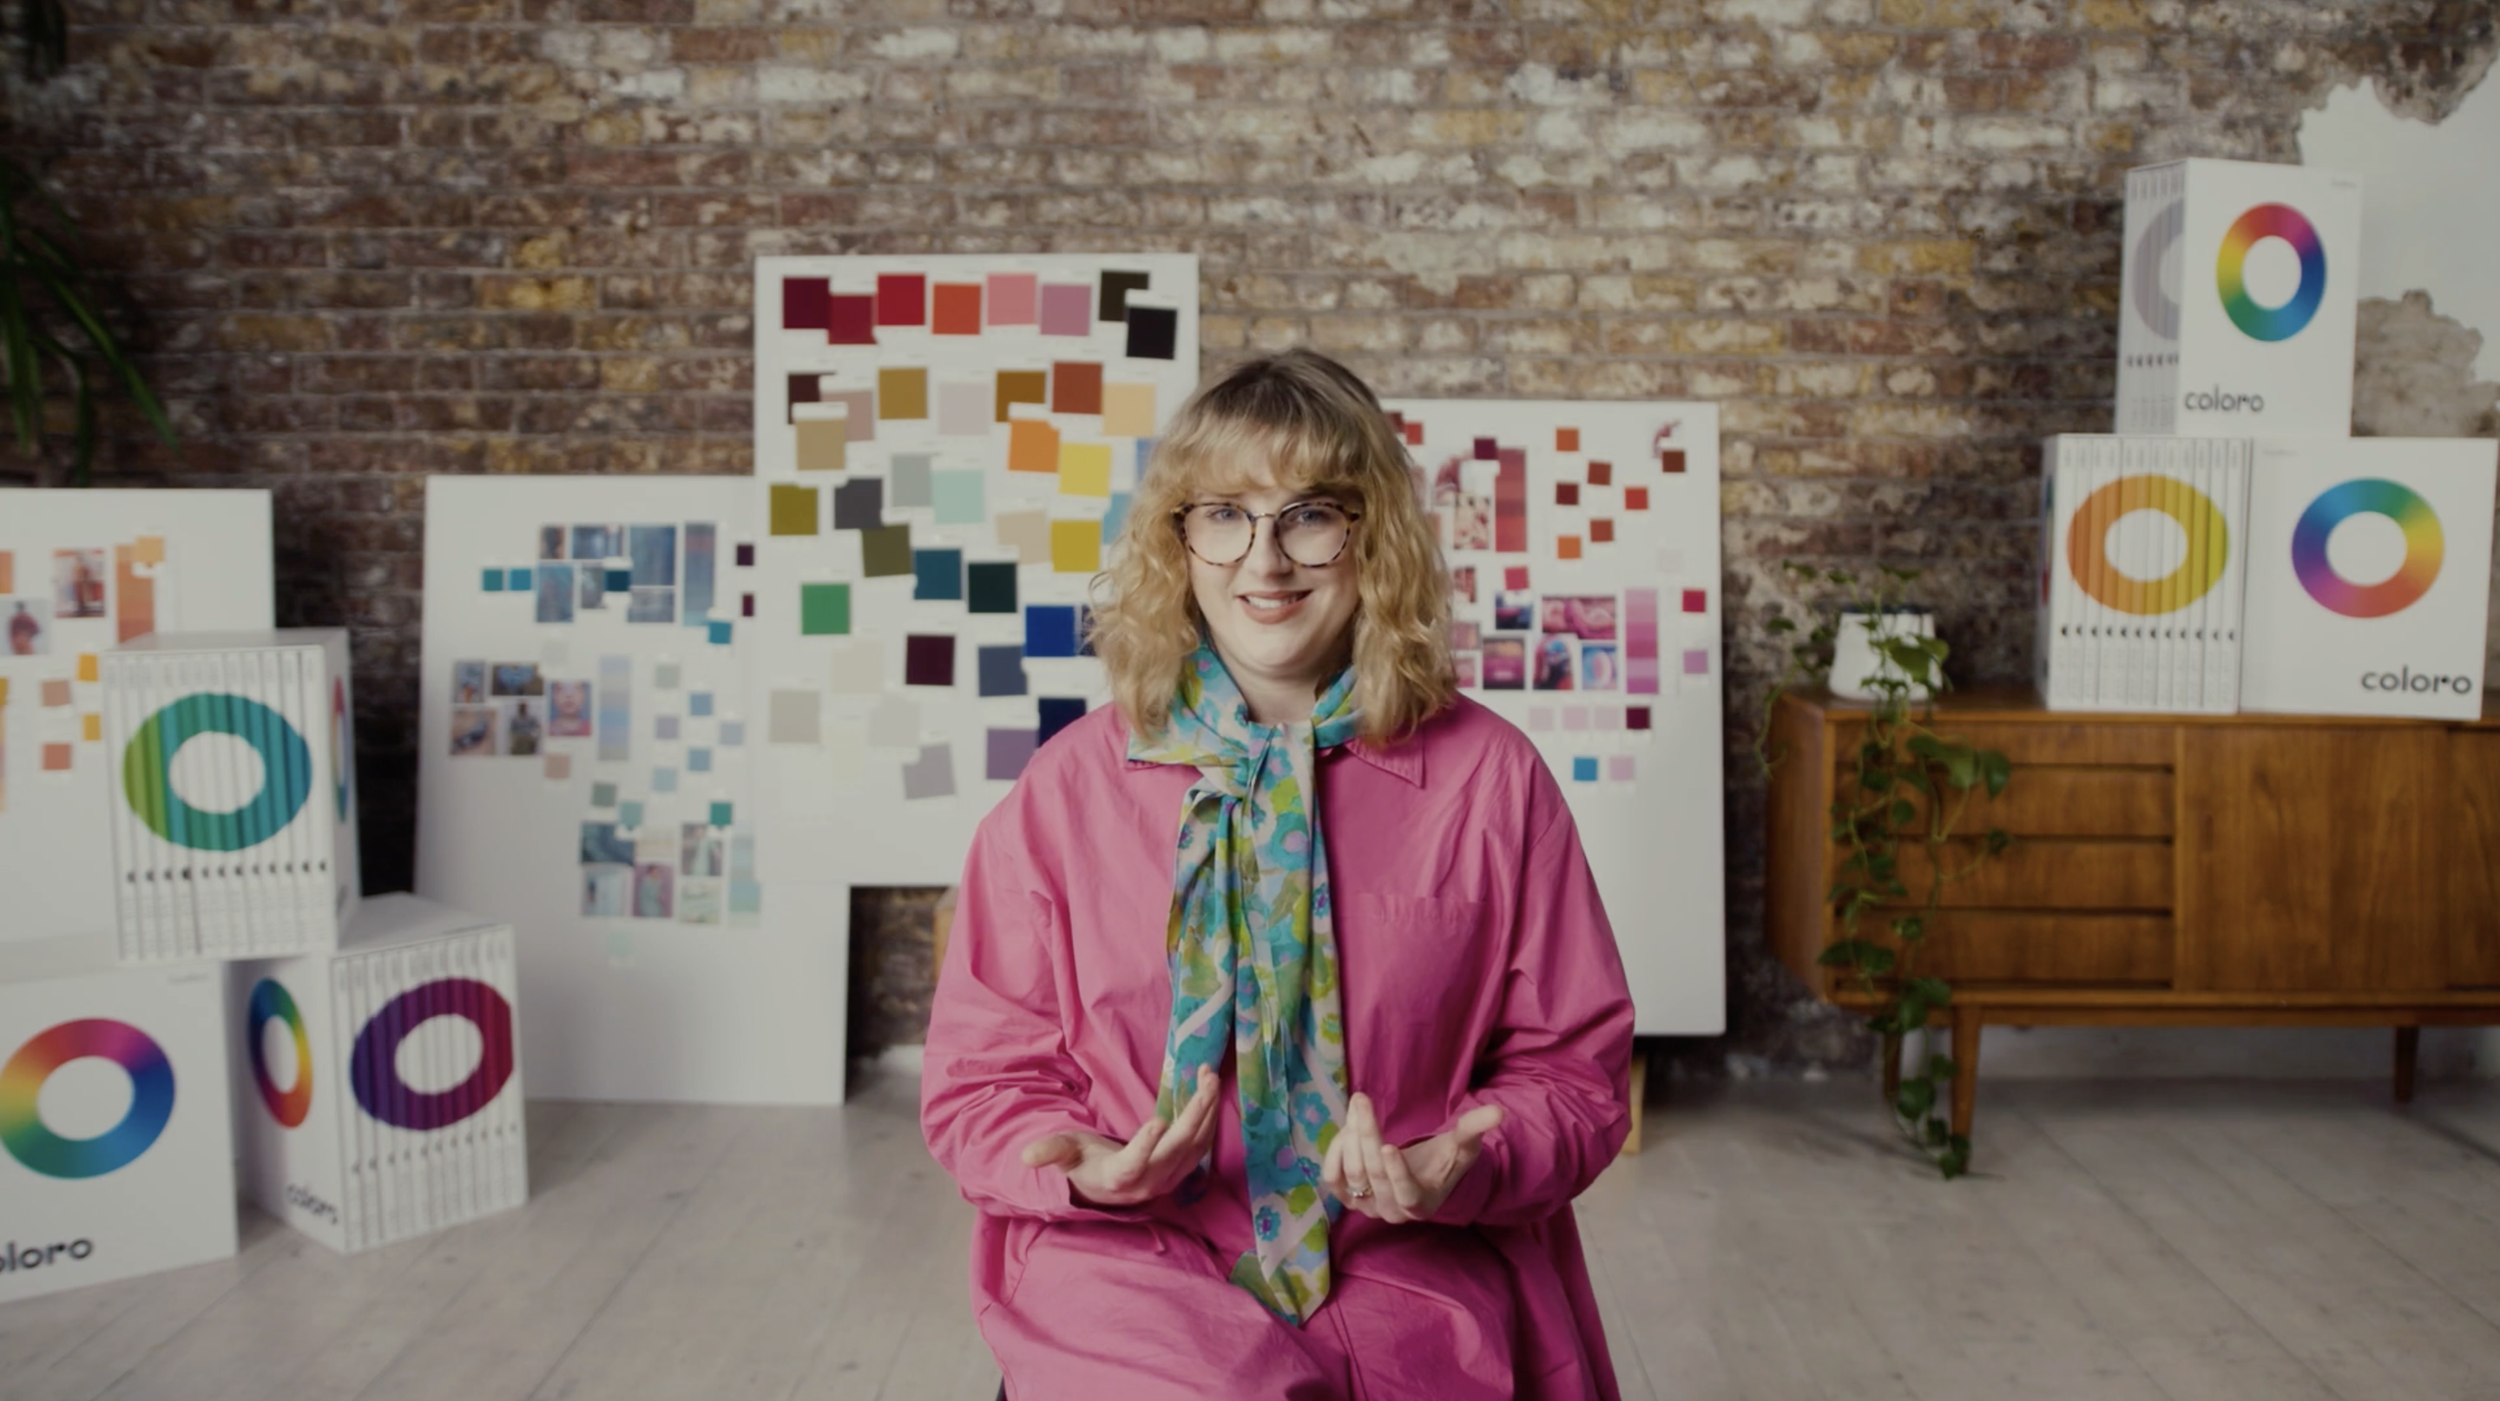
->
1124;643;1358;1325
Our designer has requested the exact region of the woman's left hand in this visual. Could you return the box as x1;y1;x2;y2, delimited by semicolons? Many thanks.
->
1319;1091;1504;1224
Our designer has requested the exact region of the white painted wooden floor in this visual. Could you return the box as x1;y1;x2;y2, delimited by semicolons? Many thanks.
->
12;1069;2500;1400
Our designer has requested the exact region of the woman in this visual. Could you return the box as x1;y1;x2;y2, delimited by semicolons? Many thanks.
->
922;350;1635;1400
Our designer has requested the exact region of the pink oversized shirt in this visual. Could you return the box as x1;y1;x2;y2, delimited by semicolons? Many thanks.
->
922;695;1636;1401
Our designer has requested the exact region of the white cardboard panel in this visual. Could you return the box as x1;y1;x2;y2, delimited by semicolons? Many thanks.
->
0;490;274;946
745;255;1201;902
1383;400;1727;1036
416;477;846;1104
0;936;236;1302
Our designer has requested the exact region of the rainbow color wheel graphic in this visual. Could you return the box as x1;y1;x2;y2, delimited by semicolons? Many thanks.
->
350;980;515;1131
2066;474;2231;615
248;979;313;1128
2291;478;2443;618
2216;203;2327;343
0;1020;176;1179
122;693;312;852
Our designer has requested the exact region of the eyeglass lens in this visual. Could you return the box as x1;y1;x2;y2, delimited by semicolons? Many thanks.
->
1184;503;1352;567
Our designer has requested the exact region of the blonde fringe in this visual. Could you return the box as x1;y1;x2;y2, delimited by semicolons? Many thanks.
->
1088;350;1455;745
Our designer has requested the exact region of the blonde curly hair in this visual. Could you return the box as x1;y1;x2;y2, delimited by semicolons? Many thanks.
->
1089;349;1455;744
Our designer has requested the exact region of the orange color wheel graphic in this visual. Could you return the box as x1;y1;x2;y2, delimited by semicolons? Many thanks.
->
2065;474;2230;615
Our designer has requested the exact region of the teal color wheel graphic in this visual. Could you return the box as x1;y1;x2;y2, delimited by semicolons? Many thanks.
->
122;694;312;852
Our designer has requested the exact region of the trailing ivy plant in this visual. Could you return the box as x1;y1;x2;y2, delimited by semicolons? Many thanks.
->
1757;562;2011;1180
3;6;176;485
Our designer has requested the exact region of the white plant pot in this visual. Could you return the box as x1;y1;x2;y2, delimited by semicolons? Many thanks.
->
1829;607;1938;702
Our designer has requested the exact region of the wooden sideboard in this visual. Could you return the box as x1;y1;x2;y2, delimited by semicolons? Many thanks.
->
1766;686;2500;1152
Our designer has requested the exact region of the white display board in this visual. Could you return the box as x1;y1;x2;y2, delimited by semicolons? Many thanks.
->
2116;158;2362;437
232;894;526;1253
745;254;1200;899
414;476;836;1103
0;490;273;945
0;935;235;1303
2239;436;2497;719
1382;400;1726;1036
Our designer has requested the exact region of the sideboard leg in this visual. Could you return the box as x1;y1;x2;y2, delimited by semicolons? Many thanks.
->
2394;1026;2420;1105
1949;1006;1982;1148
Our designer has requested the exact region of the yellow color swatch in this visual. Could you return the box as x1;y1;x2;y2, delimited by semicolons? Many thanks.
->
1051;520;1101;574
877;366;929;420
795;419;847;472
132;536;165;566
769;484;820;536
1101;383;1157;438
76;653;98;683
1008;419;1060;474
0;678;10;706
1058;442;1113;497
81;713;100;742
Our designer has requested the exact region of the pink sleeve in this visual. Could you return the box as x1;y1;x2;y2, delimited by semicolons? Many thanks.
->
919;816;1137;1223
1430;768;1636;1228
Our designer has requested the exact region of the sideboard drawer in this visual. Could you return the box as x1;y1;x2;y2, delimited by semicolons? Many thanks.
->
1869;767;2174;839
1880;838;2172;911
1833;718;2176;768
1875;912;2174;985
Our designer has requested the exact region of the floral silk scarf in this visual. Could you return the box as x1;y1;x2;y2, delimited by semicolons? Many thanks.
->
1125;644;1358;1325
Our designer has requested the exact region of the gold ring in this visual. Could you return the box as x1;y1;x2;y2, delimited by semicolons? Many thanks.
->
1349;1187;1373;1198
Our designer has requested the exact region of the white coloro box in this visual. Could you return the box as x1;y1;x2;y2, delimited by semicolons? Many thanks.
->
2116;158;2362;438
0;935;236;1304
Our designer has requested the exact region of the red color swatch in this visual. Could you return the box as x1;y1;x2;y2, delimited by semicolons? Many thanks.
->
1555;482;1579;506
876;273;927;326
1660;449;1686;474
782;278;829;330
1050;361;1104;415
829;295;876;345
1627;707;1651;731
1556;427;1580;452
1587;461;1612;486
1504;566;1529;590
1682;589;1706;614
933;283;982;335
1625;487;1649;511
1590;519;1614;543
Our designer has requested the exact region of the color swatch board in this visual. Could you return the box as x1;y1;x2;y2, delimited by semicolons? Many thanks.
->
416;476;835;1103
232;894;526;1255
1383;399;1725;1036
0;934;237;1303
747;254;1198;900
0;490;274;947
101;629;363;961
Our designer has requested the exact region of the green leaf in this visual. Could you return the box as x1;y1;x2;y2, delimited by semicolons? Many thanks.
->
1979;750;2012;798
1888;799;1915;828
1940;1134;1972;1179
1925;1054;1957;1081
1924;1118;1950;1147
1984;827;2013;857
1890;914;1925;943
1894;1077;1936;1121
1906;976;1952;1007
1766;616;1796;634
1859;945;1897;977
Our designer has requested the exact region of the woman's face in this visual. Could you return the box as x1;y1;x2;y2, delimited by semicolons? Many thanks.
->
1185;474;1362;713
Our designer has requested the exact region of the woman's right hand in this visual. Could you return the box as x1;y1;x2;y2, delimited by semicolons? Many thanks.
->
1018;1065;1221;1208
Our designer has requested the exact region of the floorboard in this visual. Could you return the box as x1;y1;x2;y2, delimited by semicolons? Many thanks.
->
11;1073;2500;1401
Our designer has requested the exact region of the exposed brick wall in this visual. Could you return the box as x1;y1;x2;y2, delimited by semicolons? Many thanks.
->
9;0;2495;1069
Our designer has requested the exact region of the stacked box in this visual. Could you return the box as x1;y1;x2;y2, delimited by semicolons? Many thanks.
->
2036;435;2250;713
99;629;362;961
0;936;236;1303
2238;437;2499;720
2116;158;2363;438
231;894;527;1254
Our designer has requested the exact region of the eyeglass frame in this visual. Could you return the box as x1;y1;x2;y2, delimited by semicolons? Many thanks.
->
1171;498;1364;568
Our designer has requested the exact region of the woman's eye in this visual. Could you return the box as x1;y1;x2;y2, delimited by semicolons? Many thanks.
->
1288;506;1340;527
1203;505;1245;524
